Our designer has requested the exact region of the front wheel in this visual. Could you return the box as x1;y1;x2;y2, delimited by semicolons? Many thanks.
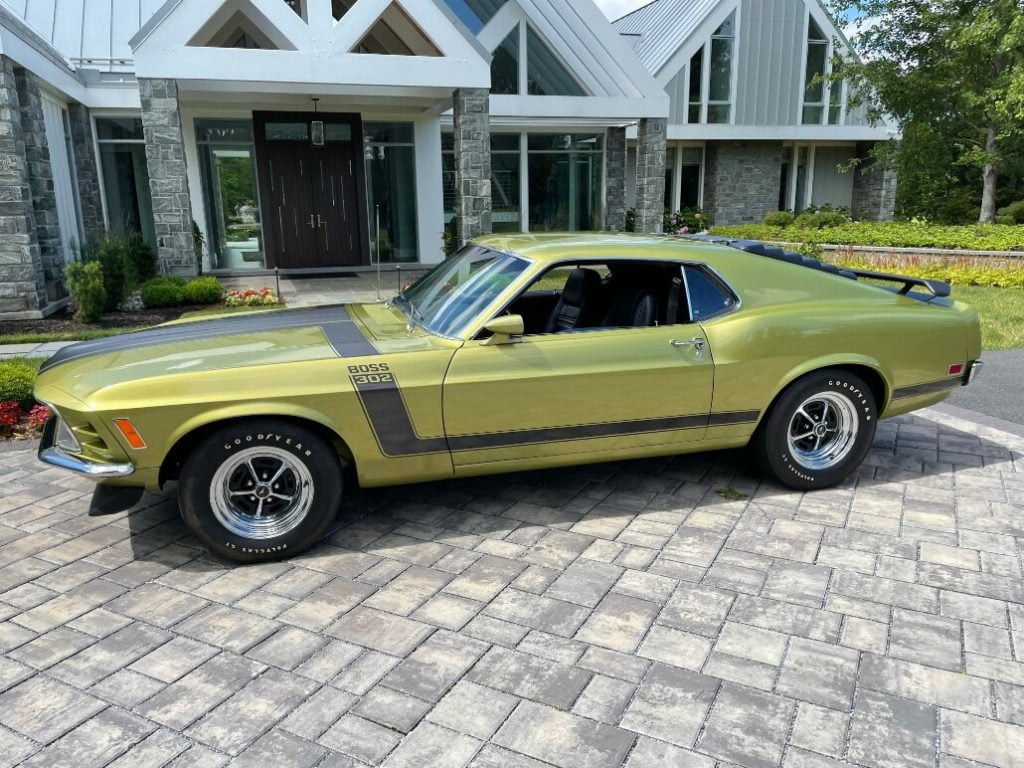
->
753;369;877;490
179;420;343;563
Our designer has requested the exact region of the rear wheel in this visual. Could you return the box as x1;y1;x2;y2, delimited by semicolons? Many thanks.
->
753;369;877;490
179;420;342;562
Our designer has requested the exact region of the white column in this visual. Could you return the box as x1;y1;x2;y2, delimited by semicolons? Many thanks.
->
414;115;445;265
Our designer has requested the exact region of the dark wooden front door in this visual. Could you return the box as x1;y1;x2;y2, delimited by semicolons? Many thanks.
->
254;112;369;270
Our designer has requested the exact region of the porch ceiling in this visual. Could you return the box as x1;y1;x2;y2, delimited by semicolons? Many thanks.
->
176;81;455;113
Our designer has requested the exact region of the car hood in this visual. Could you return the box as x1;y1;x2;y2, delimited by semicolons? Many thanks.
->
35;303;453;403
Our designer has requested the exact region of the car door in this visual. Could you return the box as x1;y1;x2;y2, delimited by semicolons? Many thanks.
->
442;264;715;471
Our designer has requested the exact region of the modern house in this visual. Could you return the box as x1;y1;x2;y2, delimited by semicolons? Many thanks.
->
0;0;893;319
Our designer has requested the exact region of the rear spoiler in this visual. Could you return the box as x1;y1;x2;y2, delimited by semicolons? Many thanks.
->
845;268;951;299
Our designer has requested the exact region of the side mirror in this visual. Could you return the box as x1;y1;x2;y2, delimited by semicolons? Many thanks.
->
481;314;525;346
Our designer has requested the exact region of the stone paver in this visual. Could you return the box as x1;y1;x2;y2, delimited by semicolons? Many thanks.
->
0;406;1021;766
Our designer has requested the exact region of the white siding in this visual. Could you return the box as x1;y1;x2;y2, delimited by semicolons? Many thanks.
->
734;0;806;126
811;145;855;208
40;93;82;261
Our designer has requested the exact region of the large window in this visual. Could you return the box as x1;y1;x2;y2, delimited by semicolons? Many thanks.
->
528;134;603;232
442;0;506;34
487;22;587;97
664;145;704;211
802;15;844;125
687;48;703;123
683;12;735;124
365;123;418;263
95;117;155;247
443;133;521;232
196;119;263;271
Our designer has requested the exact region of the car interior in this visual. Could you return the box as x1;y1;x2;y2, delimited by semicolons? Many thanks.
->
501;261;696;336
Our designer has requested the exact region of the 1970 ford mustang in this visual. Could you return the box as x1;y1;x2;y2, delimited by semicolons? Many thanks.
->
35;233;982;562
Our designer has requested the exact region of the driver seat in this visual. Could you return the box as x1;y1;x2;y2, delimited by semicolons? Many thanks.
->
545;268;603;333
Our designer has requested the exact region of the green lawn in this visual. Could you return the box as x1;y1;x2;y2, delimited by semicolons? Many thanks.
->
0;327;152;344
951;285;1024;350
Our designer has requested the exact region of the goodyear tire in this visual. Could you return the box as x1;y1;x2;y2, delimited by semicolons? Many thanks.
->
179;420;342;563
753;369;877;490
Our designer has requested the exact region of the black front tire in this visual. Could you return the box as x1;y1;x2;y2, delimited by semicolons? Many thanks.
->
179;420;342;563
753;369;877;490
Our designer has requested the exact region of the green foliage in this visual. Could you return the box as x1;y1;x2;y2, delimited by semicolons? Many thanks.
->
140;278;185;309
64;261;106;324
94;237;127;311
711;221;1024;252
125;232;156;285
0;358;42;409
827;253;1024;288
764;211;796;227
193;221;205;273
664;208;712;233
624;208;636;233
792;206;851;229
182;277;223;305
997;200;1024;224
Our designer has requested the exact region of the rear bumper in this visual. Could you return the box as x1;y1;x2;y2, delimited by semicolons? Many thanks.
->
963;360;984;386
38;417;135;480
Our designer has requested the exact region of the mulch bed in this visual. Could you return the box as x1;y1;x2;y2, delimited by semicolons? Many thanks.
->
0;305;220;337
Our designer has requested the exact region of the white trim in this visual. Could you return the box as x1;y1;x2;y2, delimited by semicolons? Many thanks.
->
665;123;894;141
806;143;816;207
728;3;739;125
478;2;526;52
519;130;530;233
489;94;669;120
654;0;735;86
414;115;444;264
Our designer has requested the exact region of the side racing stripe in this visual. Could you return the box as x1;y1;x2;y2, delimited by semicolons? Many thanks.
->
351;376;760;458
892;377;961;399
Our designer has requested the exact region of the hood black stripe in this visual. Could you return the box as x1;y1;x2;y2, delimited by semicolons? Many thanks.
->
39;305;377;373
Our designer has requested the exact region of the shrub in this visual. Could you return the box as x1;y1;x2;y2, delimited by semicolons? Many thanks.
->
709;221;1024;251
0;402;20;434
193;220;205;273
25;404;51;432
64;261;106;323
183;277;223;305
624;208;636;233
997;200;1024;225
793;205;852;229
225;288;279;307
764;211;795;227
826;253;1024;288
141;278;185;308
663;208;711;234
125;232;156;285
0;358;41;409
94;237;127;311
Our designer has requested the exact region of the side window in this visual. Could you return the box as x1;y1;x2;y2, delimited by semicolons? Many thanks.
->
685;265;737;321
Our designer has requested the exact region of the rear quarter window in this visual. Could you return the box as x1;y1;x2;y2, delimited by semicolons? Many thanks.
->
685;265;737;321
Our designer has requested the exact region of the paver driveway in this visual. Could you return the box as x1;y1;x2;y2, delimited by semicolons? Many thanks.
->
1;406;1023;768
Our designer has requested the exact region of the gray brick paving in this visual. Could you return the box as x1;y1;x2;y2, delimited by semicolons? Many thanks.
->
0;406;1023;766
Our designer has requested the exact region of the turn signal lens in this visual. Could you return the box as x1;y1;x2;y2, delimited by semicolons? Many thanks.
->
113;419;147;450
948;363;965;376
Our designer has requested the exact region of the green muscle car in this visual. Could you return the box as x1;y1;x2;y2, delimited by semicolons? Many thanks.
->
35;233;983;562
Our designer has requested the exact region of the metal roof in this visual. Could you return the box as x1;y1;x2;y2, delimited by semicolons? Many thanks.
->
612;0;724;75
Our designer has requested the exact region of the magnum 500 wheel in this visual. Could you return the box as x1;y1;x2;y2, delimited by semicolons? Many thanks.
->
179;420;342;563
754;369;877;490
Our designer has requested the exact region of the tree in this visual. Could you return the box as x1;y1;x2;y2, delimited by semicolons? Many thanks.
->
829;0;1024;223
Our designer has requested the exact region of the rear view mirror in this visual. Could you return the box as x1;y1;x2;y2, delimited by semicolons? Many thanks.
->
481;315;525;346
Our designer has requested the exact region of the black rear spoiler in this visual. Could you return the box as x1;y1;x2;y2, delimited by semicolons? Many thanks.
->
845;268;951;299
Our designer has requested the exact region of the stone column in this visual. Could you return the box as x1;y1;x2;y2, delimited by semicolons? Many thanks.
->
453;88;491;246
703;141;783;226
14;66;64;301
605;126;627;232
851;142;897;221
139;78;197;276
67;103;105;240
0;56;47;316
634;117;667;234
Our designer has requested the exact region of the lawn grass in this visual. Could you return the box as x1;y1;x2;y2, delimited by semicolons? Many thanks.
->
951;285;1024;351
0;327;152;344
177;304;285;321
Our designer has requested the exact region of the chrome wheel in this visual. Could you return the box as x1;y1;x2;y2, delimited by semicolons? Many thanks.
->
787;392;859;471
209;447;314;540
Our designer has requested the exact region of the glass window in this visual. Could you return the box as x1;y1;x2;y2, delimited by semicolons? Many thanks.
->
395;245;529;337
492;27;520;95
492;134;521;233
265;122;309;141
687;48;703;123
526;27;585;96
707;13;735;124
95;117;155;247
365;122;418;263
196;119;264;271
325;123;353;142
685;265;736;321
679;147;703;210
441;0;507;35
664;146;676;209
802;15;832;125
528;133;602;232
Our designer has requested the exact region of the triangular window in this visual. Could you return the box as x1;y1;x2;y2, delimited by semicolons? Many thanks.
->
332;0;352;22
353;3;442;56
189;6;286;50
526;26;585;96
283;0;305;20
491;27;519;95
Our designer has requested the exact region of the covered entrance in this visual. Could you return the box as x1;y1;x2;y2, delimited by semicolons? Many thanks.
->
253;111;369;270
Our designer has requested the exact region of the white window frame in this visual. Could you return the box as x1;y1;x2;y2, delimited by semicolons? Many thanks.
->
684;8;738;126
666;141;706;211
800;10;845;126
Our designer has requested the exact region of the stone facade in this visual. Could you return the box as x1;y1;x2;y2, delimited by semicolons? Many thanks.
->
851;142;897;221
139;78;197;276
453;88;492;247
634;118;667;234
605;126;627;232
703;141;783;226
66;103;105;239
0;57;50;316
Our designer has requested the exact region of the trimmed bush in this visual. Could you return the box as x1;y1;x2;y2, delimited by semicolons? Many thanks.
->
827;254;1024;288
764;211;795;227
141;278;185;308
0;358;42;409
64;261;106;323
94;237;127;311
125;232;156;284
710;221;1024;251
182;277;223;305
793;206;851;229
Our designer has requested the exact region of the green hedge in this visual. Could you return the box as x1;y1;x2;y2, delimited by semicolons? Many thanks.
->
826;255;1024;289
0;358;42;409
710;221;1024;251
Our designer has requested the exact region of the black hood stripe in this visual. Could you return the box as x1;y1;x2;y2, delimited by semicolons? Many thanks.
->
39;305;378;373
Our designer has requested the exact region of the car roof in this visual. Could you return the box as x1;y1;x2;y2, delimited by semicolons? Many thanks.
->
473;232;734;266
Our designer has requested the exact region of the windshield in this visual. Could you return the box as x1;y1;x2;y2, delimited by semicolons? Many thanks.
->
396;245;530;337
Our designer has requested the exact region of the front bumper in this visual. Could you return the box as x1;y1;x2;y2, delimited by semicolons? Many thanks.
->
38;417;135;480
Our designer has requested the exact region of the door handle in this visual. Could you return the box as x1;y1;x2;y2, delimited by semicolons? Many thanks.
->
671;337;707;358
317;214;326;228
308;214;316;229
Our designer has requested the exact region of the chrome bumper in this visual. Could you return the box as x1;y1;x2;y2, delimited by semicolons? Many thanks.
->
964;360;984;386
38;417;135;479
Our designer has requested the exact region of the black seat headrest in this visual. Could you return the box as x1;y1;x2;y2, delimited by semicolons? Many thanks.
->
562;268;602;306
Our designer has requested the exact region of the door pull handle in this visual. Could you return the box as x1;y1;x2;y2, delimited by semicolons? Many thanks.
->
308;214;316;229
671;338;707;357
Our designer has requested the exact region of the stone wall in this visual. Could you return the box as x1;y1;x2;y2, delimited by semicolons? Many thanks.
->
67;103;105;239
634;118;667;234
851;142;897;221
139;78;197;276
605;126;627;232
453;88;492;246
703;141;783;226
0;56;48;316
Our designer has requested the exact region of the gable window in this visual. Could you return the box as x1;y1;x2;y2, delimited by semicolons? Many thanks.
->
683;11;735;124
491;28;519;95
490;22;587;97
442;0;507;35
802;15;844;125
687;48;703;123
